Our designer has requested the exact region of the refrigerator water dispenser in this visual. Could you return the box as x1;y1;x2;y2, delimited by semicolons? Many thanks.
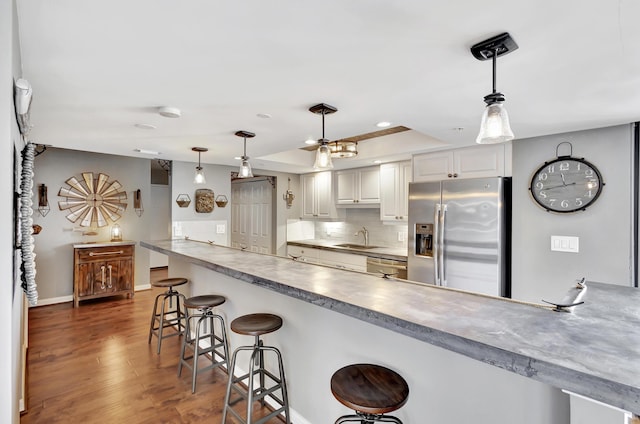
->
415;223;433;257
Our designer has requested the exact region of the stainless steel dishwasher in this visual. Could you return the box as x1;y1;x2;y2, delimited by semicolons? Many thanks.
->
366;257;407;279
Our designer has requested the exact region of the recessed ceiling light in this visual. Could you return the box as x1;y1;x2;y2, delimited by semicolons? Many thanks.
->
158;106;181;118
305;137;317;145
373;160;382;164
256;113;272;119
134;148;161;155
134;123;156;130
376;121;391;128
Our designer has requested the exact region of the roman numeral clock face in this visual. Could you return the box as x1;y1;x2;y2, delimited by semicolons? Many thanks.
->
529;157;603;213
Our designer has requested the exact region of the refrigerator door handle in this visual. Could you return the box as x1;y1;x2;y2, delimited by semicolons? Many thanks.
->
440;204;447;287
434;203;441;285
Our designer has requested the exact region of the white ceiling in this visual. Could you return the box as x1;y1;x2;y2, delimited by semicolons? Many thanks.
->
15;0;640;173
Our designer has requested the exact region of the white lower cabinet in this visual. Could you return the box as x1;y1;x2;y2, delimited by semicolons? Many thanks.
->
287;245;366;272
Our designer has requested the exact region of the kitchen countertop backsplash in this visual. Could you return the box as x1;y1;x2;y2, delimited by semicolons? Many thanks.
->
287;209;409;249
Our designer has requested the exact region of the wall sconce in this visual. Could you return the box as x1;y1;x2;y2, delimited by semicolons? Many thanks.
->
110;223;122;242
38;183;50;217
192;147;208;184
283;177;295;208
134;189;144;217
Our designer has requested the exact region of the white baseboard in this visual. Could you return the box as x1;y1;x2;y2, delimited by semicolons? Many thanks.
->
30;295;73;307
135;284;151;291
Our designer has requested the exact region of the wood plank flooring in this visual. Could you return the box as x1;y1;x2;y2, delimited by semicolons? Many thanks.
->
21;269;283;424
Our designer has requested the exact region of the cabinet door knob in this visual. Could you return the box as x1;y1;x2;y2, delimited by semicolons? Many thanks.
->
448;173;453;178
453;173;458;178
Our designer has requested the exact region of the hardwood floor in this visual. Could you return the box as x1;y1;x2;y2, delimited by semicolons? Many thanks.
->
21;268;283;424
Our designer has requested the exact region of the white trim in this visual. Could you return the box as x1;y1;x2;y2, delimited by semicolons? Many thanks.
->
30;295;73;307
135;284;151;291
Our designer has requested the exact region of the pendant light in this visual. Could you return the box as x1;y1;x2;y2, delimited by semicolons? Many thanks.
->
471;32;518;144
309;103;338;169
192;147;208;184
235;130;255;178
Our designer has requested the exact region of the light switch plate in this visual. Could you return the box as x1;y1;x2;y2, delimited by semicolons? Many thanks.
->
551;235;579;253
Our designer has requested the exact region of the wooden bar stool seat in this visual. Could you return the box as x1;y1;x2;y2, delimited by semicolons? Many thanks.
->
148;277;189;354
178;294;229;393
331;363;409;424
222;313;290;424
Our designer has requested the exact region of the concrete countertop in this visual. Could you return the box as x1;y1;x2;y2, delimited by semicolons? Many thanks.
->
73;240;136;249
287;239;407;261
141;238;640;415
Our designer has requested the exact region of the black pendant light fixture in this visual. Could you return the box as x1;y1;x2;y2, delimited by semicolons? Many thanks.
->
235;130;255;178
471;32;518;144
192;147;208;184
309;103;338;169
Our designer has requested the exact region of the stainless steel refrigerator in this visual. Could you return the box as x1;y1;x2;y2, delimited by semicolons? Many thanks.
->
407;177;511;297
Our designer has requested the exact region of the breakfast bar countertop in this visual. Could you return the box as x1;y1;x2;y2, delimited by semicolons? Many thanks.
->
141;238;640;415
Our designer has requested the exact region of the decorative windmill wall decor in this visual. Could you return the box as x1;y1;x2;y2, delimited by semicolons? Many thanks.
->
58;172;127;227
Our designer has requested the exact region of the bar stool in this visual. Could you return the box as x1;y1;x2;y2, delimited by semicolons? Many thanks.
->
178;294;230;393
330;363;409;424
148;277;188;354
222;313;290;424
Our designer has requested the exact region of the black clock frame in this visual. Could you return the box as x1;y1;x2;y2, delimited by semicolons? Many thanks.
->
529;155;604;213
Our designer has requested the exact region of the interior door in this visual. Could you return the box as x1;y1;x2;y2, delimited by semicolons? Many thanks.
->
230;177;276;254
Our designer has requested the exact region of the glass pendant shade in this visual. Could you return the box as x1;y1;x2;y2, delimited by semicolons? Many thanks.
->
239;158;253;178
476;102;514;144
193;167;206;184
313;143;334;169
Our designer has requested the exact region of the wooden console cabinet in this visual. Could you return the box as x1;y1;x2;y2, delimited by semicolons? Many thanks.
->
73;242;135;307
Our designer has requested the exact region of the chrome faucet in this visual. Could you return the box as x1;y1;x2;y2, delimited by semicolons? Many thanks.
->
356;226;369;246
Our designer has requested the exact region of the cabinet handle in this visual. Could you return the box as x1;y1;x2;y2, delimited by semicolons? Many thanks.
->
448;173;452;178
453;173;458;178
89;250;124;257
100;265;106;289
107;265;113;288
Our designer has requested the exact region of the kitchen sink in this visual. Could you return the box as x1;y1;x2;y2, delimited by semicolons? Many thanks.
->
335;243;379;250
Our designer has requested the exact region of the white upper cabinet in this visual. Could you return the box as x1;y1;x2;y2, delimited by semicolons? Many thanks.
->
413;143;511;182
301;171;344;219
335;167;380;206
380;161;412;221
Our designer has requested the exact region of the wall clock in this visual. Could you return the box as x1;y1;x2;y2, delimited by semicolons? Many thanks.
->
58;172;127;226
529;145;604;213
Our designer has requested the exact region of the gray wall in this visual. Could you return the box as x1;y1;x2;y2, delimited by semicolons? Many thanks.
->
512;125;633;302
32;148;152;301
171;160;301;256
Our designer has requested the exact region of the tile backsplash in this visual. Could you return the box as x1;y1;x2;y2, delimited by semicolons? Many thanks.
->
288;209;409;248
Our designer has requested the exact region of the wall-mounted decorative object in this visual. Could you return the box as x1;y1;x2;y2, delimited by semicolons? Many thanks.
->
20;143;38;305
176;194;191;208
157;159;171;175
195;188;215;213
110;223;123;241
529;142;605;213
32;224;42;235
283;177;295;208
134;189;144;217
215;195;228;208
37;183;50;217
57;172;127;227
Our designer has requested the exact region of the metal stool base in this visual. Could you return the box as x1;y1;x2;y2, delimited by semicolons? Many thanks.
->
177;310;229;393
222;336;290;424
335;412;404;424
148;286;187;354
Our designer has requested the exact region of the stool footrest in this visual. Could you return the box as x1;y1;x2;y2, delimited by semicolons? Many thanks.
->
336;413;403;424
